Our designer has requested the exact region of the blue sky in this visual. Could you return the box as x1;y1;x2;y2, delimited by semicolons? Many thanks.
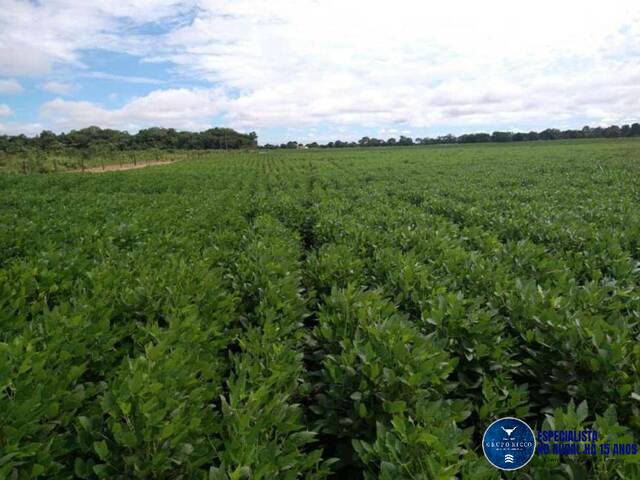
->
0;0;639;144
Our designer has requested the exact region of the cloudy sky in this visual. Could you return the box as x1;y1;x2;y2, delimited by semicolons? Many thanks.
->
0;0;639;143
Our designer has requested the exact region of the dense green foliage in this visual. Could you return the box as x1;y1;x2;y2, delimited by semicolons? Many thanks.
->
0;126;257;152
0;126;258;172
1;139;640;478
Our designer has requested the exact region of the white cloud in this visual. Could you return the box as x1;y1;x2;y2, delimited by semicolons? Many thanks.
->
0;0;192;75
188;0;640;127
40;88;224;132
1;0;640;137
0;78;23;94
41;81;75;95
0;104;12;116
148;0;640;132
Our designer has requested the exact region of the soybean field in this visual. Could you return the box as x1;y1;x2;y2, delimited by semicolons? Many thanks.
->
1;139;640;479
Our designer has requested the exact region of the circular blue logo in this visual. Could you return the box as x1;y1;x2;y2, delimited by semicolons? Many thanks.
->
482;417;536;471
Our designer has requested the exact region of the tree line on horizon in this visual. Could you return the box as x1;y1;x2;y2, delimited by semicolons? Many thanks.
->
265;123;640;149
0;126;258;154
1;123;639;155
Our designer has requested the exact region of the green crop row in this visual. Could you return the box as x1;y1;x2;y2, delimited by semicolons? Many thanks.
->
1;139;640;478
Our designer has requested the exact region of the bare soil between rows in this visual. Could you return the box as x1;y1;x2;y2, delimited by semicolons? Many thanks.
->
71;160;177;173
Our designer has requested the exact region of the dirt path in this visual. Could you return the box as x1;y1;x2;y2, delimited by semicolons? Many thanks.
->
71;160;177;173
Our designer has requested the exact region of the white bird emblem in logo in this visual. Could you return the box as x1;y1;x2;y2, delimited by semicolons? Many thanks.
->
502;426;517;437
